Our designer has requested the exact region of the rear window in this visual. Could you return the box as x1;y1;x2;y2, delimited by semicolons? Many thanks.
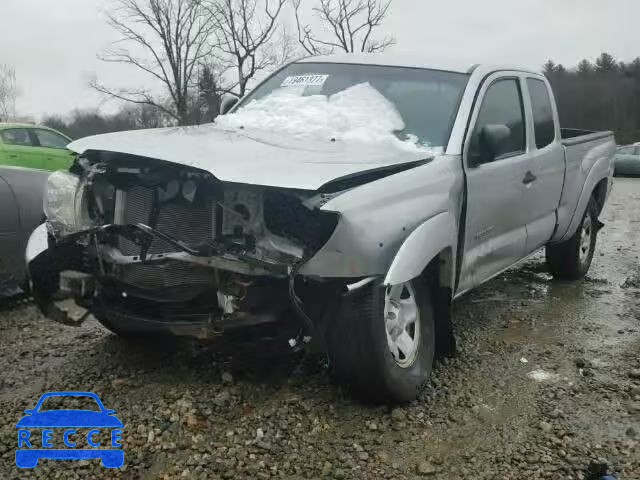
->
34;129;69;149
617;146;636;155
527;79;556;149
0;128;34;146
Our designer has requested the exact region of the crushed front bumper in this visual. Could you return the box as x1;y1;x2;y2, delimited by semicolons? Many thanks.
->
25;223;309;337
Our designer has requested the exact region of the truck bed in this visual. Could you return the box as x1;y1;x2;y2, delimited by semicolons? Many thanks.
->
552;128;616;243
561;128;615;145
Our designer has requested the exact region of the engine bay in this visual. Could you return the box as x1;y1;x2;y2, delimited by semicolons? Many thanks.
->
76;155;337;260
36;153;340;331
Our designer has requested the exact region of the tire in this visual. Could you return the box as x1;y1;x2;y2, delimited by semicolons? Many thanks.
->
327;277;435;403
546;197;599;280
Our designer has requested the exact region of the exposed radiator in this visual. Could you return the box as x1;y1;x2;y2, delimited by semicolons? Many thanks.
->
114;185;216;292
117;185;214;256
119;262;214;290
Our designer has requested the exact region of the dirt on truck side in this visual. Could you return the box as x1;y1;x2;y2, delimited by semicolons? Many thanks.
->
1;177;639;479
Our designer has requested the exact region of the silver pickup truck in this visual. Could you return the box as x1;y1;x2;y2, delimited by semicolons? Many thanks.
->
27;54;615;403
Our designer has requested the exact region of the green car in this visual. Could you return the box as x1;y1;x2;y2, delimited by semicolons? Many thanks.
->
0;123;73;171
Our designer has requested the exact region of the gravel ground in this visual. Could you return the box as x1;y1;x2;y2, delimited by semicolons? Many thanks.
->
1;178;639;479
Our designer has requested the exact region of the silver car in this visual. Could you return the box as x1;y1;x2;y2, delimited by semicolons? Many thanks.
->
0;166;48;291
27;54;614;402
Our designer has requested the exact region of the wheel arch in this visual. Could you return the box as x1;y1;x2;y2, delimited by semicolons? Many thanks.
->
383;212;457;290
592;177;608;216
556;164;610;243
383;214;458;359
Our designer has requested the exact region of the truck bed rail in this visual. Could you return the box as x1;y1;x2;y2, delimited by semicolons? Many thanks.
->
561;128;615;146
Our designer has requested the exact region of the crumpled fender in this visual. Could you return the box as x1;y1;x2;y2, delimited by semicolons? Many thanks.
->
384;212;454;286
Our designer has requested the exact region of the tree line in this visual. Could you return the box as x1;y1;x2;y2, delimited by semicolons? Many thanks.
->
48;50;640;143
6;1;640;146
544;53;640;145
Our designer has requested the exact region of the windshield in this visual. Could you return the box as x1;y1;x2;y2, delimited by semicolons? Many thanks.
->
228;62;469;150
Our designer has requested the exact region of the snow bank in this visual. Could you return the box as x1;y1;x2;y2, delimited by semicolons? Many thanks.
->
215;83;433;153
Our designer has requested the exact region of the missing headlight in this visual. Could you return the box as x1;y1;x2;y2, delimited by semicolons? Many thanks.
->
44;170;92;236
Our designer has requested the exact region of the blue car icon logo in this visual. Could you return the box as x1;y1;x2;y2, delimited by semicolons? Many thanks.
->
15;391;124;468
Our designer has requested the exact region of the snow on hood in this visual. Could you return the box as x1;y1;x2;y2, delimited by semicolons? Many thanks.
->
216;83;430;154
68;84;438;191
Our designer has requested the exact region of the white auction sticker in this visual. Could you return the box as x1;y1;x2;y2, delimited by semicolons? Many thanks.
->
281;74;329;88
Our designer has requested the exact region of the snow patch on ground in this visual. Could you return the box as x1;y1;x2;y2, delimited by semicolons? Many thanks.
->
215;83;435;153
527;369;560;382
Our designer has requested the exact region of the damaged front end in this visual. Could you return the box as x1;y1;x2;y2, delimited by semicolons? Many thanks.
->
28;152;341;341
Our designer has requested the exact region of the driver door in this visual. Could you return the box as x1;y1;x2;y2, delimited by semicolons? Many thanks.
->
457;74;530;293
30;128;73;171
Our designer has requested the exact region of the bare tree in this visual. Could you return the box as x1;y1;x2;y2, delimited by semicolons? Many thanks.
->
293;0;395;56
0;65;18;122
92;0;216;125
207;0;292;97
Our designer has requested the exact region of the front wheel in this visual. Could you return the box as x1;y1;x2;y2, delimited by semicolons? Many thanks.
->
546;197;599;280
327;277;435;403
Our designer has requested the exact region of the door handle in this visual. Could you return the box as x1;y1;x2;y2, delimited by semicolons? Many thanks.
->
9;154;17;158
522;171;537;184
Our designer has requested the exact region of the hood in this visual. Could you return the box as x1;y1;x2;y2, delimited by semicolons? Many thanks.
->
69;124;433;191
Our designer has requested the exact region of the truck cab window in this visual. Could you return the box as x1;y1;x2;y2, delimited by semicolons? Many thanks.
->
470;78;525;163
617;146;635;155
527;78;555;149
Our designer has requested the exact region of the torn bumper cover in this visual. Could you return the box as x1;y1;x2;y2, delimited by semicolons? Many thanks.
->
27;222;304;332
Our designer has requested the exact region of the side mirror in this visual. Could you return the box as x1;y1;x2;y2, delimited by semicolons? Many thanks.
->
220;94;239;115
476;124;511;164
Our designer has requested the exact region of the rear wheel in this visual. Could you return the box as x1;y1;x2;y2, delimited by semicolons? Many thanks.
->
546;197;599;280
327;277;435;403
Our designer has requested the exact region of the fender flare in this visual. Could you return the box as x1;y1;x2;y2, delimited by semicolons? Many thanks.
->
556;155;611;243
384;212;454;286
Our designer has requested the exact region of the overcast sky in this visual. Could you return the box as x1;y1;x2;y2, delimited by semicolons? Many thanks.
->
2;0;639;120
